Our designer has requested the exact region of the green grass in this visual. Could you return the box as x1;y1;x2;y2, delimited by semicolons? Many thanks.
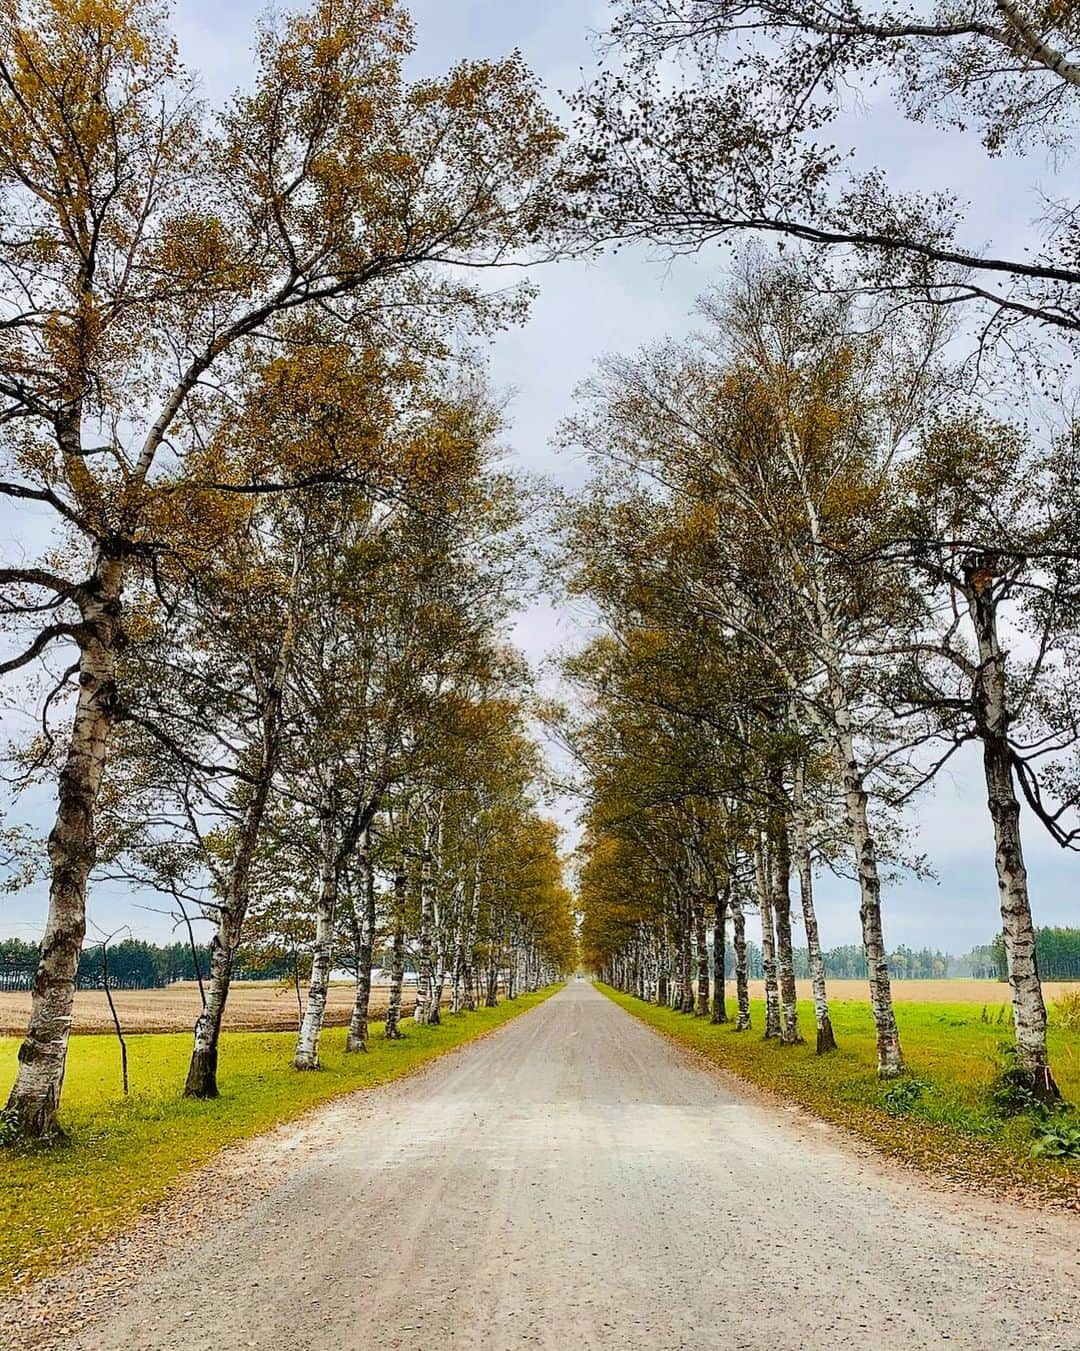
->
596;984;1080;1204
0;987;560;1290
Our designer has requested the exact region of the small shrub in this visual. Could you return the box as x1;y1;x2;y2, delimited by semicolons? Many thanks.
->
883;1077;928;1117
1051;990;1080;1033
1031;1115;1080;1160
988;1047;1047;1117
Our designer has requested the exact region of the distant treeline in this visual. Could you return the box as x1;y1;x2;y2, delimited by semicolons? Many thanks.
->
3;929;1077;992
989;928;1080;983
724;943;956;982
716;931;1080;983
0;937;297;992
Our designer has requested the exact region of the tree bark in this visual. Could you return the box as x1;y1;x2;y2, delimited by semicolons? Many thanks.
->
456;861;482;1014
345;831;377;1053
294;813;338;1069
841;758;904;1076
413;817;439;1025
711;883;728;1023
754;837;781;1038
5;550;124;1138
677;894;694;1013
732;890;751;1031
693;892;710;1016
793;761;836;1053
769;786;803;1046
185;741;279;1098
965;562;1058;1099
820;651;903;1075
185;929;234;1099
384;857;407;1039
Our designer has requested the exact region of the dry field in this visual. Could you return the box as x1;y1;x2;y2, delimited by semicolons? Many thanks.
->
2;977;1071;1037
744;977;1076;1005
0;981;419;1036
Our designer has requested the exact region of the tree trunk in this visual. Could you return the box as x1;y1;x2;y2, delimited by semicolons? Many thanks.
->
769;786;803;1046
186;747;278;1099
803;517;903;1076
840;754;903;1077
732;890;751;1031
793;761;836;1053
346;832;377;1053
294;814;338;1070
413;820;439;1025
711;884;728;1023
185;931;235;1099
4;552;124;1139
456;862;482;1013
697;897;713;1015
677;896;694;1013
185;538;303;1098
384;858;407;1039
965;562;1058;1099
828;688;903;1076
754;837;781;1038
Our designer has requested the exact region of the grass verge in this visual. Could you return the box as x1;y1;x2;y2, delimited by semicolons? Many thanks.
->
596;983;1080;1206
0;986;560;1290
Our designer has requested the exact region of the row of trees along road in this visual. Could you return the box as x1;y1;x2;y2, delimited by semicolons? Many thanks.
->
558;259;1080;1093
0;0;574;1141
5;0;1080;1135
555;1;1080;1103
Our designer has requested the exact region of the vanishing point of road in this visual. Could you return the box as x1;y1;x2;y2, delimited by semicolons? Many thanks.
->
66;982;1080;1350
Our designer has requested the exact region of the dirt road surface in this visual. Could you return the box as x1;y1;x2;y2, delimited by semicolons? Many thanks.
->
50;982;1080;1349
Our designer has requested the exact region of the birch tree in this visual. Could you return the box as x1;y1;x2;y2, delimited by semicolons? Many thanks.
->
560;262;949;1073
882;414;1080;1097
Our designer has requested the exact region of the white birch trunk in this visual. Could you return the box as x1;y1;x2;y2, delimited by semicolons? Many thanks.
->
413;817;439;1025
732;890;751;1031
710;884;728;1024
454;860;482;1014
769;788;803;1046
965;562;1058;1098
812;585;904;1073
677;894;694;1013
754;836;781;1038
294;814;338;1069
793;446;903;1075
793;761;836;1053
384;858;407;1039
694;893;710;1016
345;830;376;1053
834;720;903;1076
5;551;124;1137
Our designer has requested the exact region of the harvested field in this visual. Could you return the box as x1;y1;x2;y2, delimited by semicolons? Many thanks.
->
0;981;418;1036
1;977;1071;1038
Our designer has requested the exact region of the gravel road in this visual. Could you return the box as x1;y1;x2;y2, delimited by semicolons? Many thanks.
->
67;981;1078;1351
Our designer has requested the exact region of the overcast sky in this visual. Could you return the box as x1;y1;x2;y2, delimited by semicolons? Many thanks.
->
2;1;1076;956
